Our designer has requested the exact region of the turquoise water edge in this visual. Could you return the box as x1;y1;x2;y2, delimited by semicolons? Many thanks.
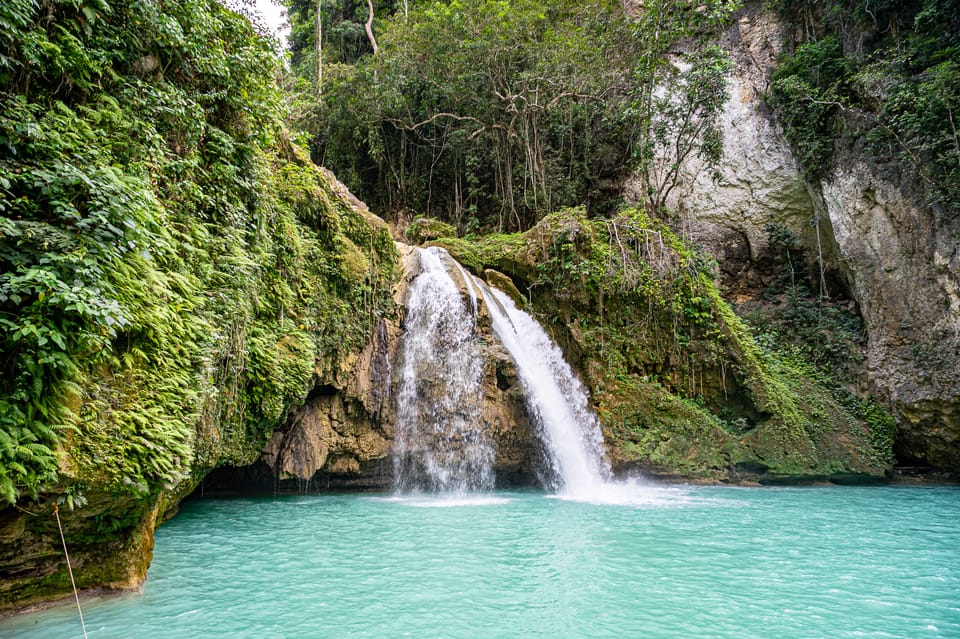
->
3;485;959;638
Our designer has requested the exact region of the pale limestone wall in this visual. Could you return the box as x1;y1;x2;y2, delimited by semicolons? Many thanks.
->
628;2;960;469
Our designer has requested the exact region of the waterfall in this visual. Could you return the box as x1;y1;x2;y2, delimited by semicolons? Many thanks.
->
478;284;613;495
393;247;494;494
395;246;622;499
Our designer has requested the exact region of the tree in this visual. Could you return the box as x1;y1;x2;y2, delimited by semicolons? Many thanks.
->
628;0;739;212
288;0;740;231
311;0;645;229
767;0;960;211
365;0;379;53
286;0;387;83
316;0;322;94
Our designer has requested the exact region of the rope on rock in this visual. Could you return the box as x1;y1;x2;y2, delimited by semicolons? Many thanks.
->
53;503;89;639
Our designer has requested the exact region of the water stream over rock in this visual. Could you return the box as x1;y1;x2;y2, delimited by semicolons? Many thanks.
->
478;283;612;494
393;247;493;493
395;247;613;498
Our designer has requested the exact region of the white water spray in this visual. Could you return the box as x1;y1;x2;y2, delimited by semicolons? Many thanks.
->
393;247;494;494
478;284;613;496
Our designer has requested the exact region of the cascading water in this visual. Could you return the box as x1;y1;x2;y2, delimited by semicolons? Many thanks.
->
393;247;494;494
395;246;626;500
478;284;613;496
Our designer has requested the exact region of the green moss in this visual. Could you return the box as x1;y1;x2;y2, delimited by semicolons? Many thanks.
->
442;207;890;479
430;232;527;276
0;0;404;611
598;375;733;475
406;217;457;245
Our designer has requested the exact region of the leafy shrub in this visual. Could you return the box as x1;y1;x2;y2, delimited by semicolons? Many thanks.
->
0;0;397;504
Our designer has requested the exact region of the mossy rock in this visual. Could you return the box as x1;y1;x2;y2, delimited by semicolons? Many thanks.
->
406;217;457;245
484;269;525;307
442;207;893;481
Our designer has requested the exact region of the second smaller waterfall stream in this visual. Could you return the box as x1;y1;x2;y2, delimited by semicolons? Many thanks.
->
479;284;613;496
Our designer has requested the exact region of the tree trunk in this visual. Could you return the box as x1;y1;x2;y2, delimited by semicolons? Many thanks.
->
365;0;379;54
316;0;322;96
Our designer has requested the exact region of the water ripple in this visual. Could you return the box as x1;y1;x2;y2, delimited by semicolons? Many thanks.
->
2;486;959;639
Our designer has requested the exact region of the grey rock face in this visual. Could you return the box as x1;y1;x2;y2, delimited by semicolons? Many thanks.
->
630;3;960;471
821;160;960;468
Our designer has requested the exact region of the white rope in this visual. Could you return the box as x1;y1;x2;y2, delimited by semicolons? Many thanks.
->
53;504;89;639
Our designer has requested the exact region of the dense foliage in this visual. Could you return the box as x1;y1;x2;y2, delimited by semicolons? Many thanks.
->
0;0;396;505
768;0;960;212
287;0;739;231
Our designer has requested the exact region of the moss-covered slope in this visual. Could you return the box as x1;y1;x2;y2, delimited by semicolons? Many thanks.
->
0;0;396;610
436;208;892;480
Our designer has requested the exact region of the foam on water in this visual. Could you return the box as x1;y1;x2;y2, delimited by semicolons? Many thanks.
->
548;478;697;507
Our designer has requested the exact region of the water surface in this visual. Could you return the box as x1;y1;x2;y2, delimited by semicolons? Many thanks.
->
4;485;959;638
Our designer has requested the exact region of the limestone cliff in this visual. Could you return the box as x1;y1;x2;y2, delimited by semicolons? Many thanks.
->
624;8;832;298
628;1;960;475
820;160;960;469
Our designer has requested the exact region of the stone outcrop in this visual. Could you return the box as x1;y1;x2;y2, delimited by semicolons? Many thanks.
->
0;480;199;614
438;209;892;483
254;246;413;488
483;269;525;307
262;390;391;482
820;160;960;468
628;1;960;472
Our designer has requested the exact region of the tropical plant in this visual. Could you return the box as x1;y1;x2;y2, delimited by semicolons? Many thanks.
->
287;0;740;231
